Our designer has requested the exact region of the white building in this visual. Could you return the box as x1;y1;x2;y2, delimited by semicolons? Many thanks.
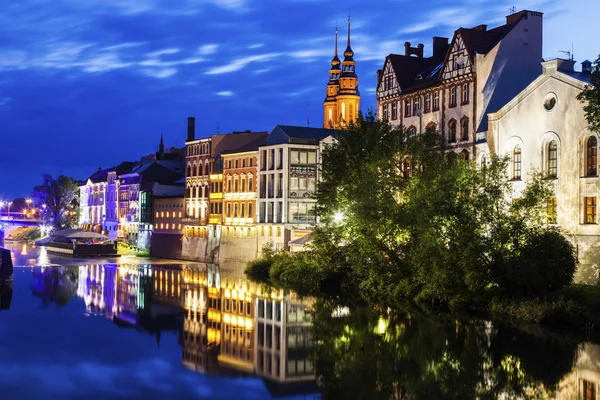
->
487;58;595;283
256;125;335;253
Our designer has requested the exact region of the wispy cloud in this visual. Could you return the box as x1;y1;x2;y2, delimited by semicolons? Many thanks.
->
142;68;177;78
205;53;281;75
147;48;180;57
217;90;234;96
248;43;264;49
199;44;218;55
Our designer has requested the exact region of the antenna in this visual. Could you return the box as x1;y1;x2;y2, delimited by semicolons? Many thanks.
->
509;6;517;14
216;122;220;134
306;101;312;127
559;49;573;61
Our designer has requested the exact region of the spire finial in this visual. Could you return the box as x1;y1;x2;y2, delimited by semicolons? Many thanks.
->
347;14;351;48
334;23;338;57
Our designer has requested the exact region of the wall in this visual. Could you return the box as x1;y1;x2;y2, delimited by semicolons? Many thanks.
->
150;233;183;259
181;237;208;261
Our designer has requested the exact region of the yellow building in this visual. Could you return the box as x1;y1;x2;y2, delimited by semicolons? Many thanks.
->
323;17;360;128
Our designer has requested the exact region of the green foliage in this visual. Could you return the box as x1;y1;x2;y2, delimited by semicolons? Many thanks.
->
303;110;576;308
270;252;323;297
245;259;272;285
7;226;41;242
577;55;600;133
32;173;79;229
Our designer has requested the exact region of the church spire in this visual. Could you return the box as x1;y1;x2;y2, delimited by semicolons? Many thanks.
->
331;24;340;68
159;134;164;153
344;15;354;60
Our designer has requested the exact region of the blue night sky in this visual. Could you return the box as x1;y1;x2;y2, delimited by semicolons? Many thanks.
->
0;0;597;199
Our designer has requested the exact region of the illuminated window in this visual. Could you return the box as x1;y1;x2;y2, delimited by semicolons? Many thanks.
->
583;379;596;400
161;212;164;218
587;136;597;176
179;211;182;218
342;102;346;120
226;203;231;218
547;140;558;178
513;145;522;180
585;197;597;224
391;102;398;120
546;197;557;224
248;203;253;218
234;177;239;192
155;212;158;218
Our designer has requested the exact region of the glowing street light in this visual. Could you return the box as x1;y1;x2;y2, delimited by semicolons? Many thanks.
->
334;211;344;223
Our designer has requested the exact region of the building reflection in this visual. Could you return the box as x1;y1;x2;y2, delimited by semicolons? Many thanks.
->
558;343;600;400
74;262;317;394
0;282;12;311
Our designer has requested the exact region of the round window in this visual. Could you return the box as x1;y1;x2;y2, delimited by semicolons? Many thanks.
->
544;93;557;111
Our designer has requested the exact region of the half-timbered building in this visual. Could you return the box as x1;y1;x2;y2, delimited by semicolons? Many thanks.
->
376;9;544;161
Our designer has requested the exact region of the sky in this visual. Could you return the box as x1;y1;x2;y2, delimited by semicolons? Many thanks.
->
0;0;598;200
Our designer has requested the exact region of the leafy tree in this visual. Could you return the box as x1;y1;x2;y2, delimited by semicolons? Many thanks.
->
31;173;79;229
30;267;78;307
577;55;600;133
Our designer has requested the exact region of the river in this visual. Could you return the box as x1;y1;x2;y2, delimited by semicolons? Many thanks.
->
1;242;600;399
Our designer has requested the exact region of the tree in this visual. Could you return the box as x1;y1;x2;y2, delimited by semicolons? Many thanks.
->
577;55;600;133
31;174;79;229
30;267;78;307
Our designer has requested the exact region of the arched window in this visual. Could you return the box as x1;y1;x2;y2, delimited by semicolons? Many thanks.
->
248;175;253;191
461;149;469;161
187;163;192;177
587;136;597;177
234;203;239;218
461;118;469;141
227;176;232;193
342;102;346;120
408;126;417;136
234;176;239;192
241;177;246;192
204;162;209;176
448;120;457;143
226;203;231;218
241;203;246;218
425;122;437;134
328;109;333;124
547;140;558;178
513;145;522;180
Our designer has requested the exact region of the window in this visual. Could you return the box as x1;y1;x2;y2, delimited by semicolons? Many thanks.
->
462;83;469;104
425;123;437;134
248;176;253;191
226;203;232;218
227;177;232;192
405;99;412;117
585;197;597;224
433;91;440;111
450;87;457;107
241;177;246;192
546;197;557;224
234;203;239;218
461;118;469;141
424;93;431;112
448;120;457;143
547;140;558;178
408;126;417;136
241;203;246;217
234;177;239;192
248;203;253;218
513;145;522;180
242;159;246;167
583;379;596;400
391;102;397;120
587;136;597;176
383;103;388;121
413;96;421;115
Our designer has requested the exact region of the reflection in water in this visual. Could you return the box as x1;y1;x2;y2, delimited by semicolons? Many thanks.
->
311;301;600;400
0;281;12;310
72;263;317;395
37;246;51;267
31;267;78;307
21;243;27;255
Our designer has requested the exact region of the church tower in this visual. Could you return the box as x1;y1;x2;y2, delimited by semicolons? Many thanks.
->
323;27;341;128
334;16;360;127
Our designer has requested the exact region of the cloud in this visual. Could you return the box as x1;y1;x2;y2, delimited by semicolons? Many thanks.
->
248;43;264;49
142;68;177;78
199;44;218;55
147;48;180;57
205;53;281;75
216;90;233;96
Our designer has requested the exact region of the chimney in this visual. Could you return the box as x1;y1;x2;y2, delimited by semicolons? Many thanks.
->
404;42;411;56
472;24;487;31
376;69;382;82
404;42;424;58
582;60;592;74
417;44;424;58
506;10;528;25
557;59;576;73
432;37;449;59
187;117;195;142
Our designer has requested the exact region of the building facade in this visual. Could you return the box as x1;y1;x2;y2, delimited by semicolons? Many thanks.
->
256;125;335;252
377;9;544;160
487;58;596;283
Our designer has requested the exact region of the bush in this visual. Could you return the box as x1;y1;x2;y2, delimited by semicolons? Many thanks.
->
245;259;272;284
270;255;323;297
499;229;577;298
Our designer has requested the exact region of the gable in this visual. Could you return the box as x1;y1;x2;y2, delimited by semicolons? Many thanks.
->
377;58;400;99
441;33;473;81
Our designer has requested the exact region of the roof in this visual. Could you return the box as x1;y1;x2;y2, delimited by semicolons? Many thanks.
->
86;162;136;184
562;70;591;84
221;132;269;155
211;131;270;157
457;23;514;58
289;234;312;246
265;125;338;146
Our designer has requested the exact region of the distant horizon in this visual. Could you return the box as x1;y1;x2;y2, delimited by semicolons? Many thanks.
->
1;0;598;199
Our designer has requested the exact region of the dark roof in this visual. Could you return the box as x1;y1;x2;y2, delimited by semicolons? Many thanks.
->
211;131;270;157
265;125;338;146
383;52;445;95
458;23;514;58
562;70;591;84
221;132;269;155
86;162;136;184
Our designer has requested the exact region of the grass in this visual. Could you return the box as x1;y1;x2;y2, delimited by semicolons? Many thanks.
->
117;241;149;257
